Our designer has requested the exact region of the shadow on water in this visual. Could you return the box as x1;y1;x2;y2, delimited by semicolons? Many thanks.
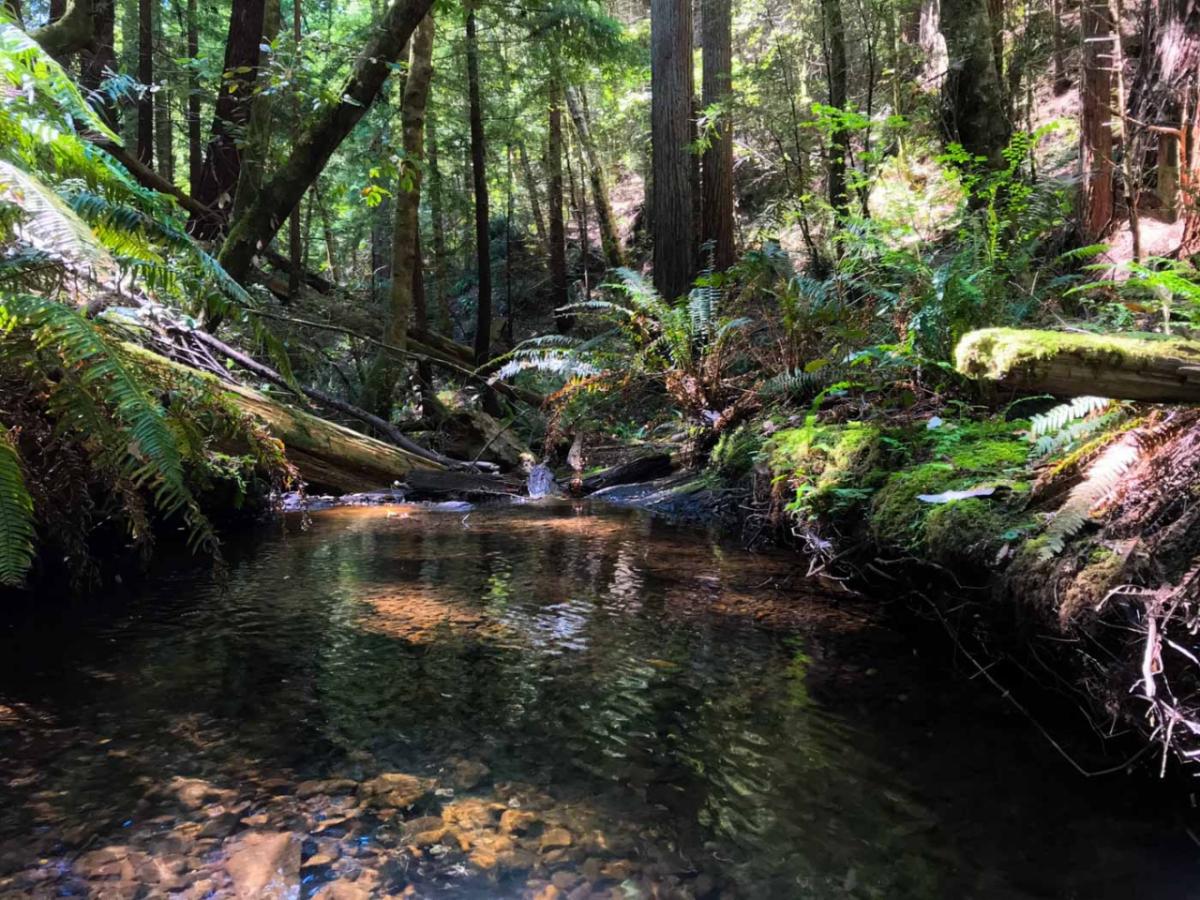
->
0;503;1195;898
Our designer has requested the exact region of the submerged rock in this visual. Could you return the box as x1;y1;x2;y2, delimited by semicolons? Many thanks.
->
223;831;301;899
357;772;435;810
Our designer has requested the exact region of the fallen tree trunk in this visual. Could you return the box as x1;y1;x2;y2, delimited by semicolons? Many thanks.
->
575;454;675;495
956;327;1200;401
125;344;442;493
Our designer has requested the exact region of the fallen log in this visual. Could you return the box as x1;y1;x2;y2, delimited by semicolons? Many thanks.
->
124;344;443;493
576;454;675;495
956;327;1200;401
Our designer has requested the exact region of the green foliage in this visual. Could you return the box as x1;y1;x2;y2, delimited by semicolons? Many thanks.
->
0;431;34;586
0;24;293;586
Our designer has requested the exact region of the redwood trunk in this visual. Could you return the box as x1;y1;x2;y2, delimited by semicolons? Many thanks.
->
137;0;153;167
1080;0;1115;240
191;0;268;237
651;0;696;300
939;0;1010;168
186;0;202;194
701;0;735;268
822;0;849;215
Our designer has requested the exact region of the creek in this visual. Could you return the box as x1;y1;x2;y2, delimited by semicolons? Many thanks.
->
0;504;1194;898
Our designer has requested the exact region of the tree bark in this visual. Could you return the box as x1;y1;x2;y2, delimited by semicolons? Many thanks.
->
217;0;435;285
385;14;435;360
186;0;202;194
565;86;624;268
939;0;1010;168
288;0;303;298
651;0;696;300
426;109;451;332
701;0;735;268
517;141;548;251
153;0;173;183
30;0;92;59
190;0;267;237
137;0;154;167
822;0;850;215
230;0;281;225
466;3;492;367
1080;0;1115;240
547;76;571;329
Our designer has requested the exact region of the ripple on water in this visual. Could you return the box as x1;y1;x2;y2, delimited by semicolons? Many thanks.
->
0;504;1194;899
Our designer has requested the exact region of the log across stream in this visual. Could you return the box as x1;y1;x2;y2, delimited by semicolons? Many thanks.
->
0;504;1194;898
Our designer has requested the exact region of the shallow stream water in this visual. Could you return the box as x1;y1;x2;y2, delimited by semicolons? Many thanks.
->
0;504;1196;898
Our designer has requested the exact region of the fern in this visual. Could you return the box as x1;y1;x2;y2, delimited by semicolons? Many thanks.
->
1030;395;1112;438
0;430;35;586
1038;433;1140;558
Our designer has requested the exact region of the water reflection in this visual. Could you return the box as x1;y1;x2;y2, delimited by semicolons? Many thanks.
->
0;504;1193;898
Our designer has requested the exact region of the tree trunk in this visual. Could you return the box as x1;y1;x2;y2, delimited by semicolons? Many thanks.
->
288;0;303;298
565;86;624;268
152;0;173;182
466;3;492;367
701;0;735;269
231;0;282;229
385;14;435;360
939;0;1010;168
547;76;571;330
79;0;116;129
426;110;451;332
217;0;435;285
1080;0;1115;240
190;0;267;237
31;0;93;60
918;0;949;90
137;0;154;167
986;0;1004;86
651;0;696;300
822;0;850;215
186;0;202;194
517;141;548;251
956;327;1200;402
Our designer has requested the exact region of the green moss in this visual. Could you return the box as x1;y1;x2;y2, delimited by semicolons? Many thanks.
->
924;499;1004;565
766;421;886;518
709;425;763;480
869;463;952;548
955;327;1200;381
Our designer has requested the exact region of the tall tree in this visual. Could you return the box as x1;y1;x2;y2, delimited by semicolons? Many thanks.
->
566;86;624;268
385;14;435;358
517;141;548;251
185;0;202;193
650;0;696;300
153;0;173;183
466;2;492;366
1080;0;1114;240
547;77;571;330
701;0;734;268
218;0;435;285
191;0;268;237
288;0;303;297
137;0;154;167
821;0;849;215
939;0;1010;168
426;109;451;332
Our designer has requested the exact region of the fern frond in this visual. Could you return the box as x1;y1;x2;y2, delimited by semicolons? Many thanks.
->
1039;433;1139;558
1029;396;1112;438
0;160;113;273
0;430;35;586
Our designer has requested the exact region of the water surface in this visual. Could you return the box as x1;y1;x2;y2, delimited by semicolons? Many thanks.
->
0;504;1194;898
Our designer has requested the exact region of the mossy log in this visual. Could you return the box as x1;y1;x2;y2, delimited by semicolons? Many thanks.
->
225;383;443;492
956;328;1200;401
126;344;442;492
